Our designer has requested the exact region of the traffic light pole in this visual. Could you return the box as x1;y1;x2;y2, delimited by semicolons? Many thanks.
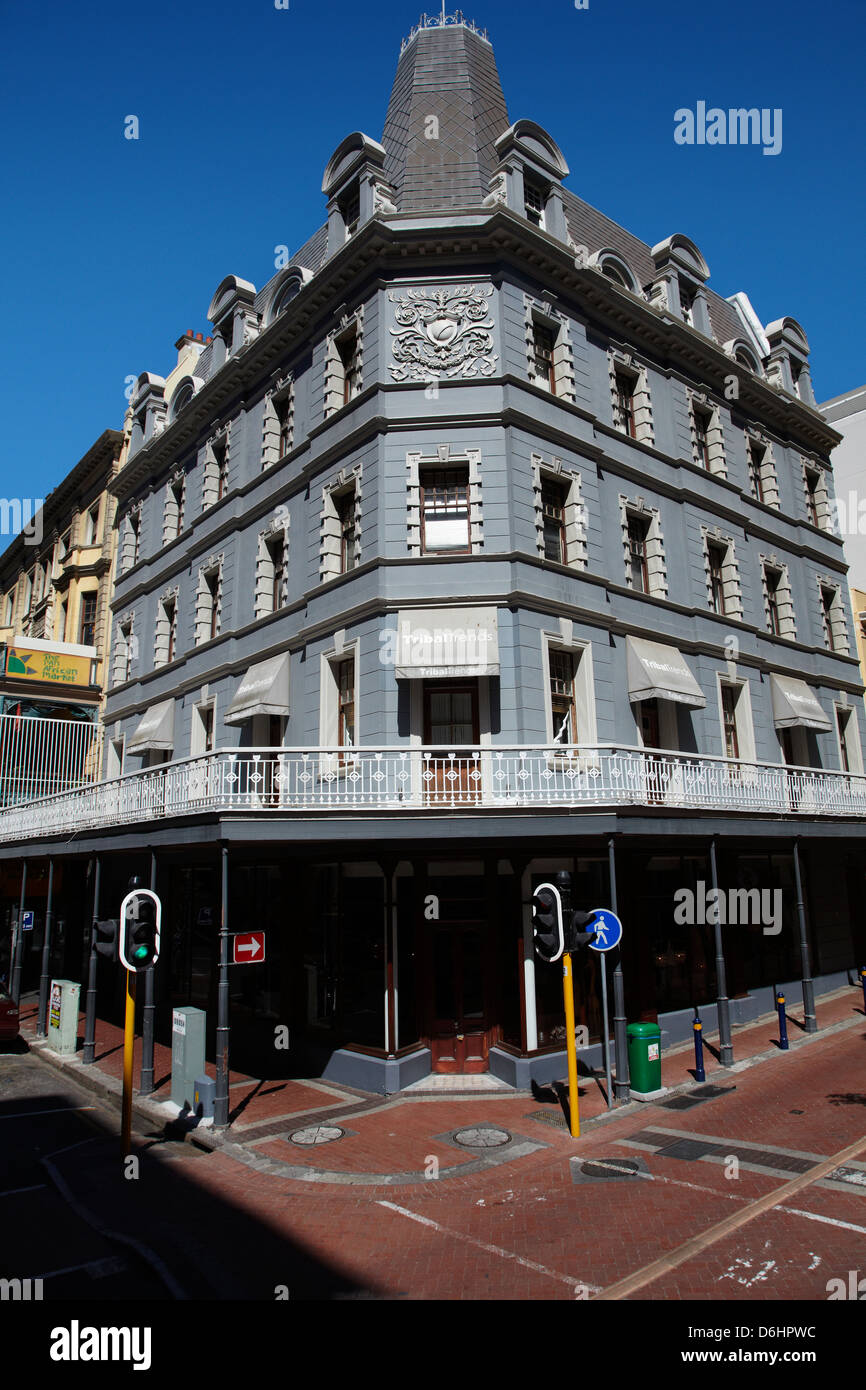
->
562;950;581;1138
83;856;101;1065
121;969;136;1158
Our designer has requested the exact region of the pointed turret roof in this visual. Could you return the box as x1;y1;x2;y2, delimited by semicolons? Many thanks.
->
382;17;509;212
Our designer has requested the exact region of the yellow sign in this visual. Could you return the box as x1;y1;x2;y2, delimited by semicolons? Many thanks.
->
6;645;92;687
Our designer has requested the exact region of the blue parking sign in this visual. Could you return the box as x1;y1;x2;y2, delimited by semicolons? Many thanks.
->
22;911;35;932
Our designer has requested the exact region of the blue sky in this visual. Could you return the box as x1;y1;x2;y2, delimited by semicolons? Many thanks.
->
1;0;863;504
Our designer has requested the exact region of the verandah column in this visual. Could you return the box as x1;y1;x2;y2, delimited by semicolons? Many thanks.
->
37;859;54;1036
608;836;630;1101
214;843;230;1127
710;836;734;1066
82;855;100;1064
793;837;817;1033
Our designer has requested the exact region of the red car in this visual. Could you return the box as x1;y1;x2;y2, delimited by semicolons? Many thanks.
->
0;989;19;1042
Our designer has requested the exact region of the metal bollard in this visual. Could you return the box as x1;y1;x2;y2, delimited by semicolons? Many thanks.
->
776;992;789;1051
692;1015;706;1082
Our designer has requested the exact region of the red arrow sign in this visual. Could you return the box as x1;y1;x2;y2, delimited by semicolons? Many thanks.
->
233;932;265;964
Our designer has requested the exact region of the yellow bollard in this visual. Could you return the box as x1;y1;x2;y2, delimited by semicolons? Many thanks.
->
562;951;580;1138
121;970;136;1159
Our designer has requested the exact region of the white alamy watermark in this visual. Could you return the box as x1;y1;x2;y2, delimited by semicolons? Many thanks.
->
675;103;782;156
0;1277;43;1300
0;498;44;546
50;1321;151;1371
674;881;782;936
379;622;494;670
830;492;866;537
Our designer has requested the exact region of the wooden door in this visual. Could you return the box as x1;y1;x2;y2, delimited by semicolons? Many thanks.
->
423;682;480;803
429;922;488;1072
639;699;664;802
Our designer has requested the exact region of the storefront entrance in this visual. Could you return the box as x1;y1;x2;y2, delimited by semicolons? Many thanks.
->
421;865;493;1072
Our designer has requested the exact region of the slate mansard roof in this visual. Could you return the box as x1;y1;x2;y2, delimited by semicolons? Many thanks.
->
178;17;758;394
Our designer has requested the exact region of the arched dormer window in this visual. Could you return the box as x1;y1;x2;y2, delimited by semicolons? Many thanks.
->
735;346;761;373
266;266;313;326
588;250;638;294
170;381;194;421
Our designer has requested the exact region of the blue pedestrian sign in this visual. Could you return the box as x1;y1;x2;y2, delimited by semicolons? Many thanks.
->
587;908;623;952
21;910;35;932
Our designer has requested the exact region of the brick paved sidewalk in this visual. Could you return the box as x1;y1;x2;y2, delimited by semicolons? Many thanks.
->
16;983;864;1178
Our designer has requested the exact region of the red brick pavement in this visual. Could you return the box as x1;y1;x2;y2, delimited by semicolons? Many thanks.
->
17;985;866;1303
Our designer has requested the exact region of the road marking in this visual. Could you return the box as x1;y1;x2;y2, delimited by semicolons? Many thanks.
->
0;1183;47;1197
0;1106;96;1121
377;1199;600;1294
594;1131;866;1300
775;1205;866;1237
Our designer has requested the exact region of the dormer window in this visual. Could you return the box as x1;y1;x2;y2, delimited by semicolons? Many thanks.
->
524;178;546;228
602;262;629;288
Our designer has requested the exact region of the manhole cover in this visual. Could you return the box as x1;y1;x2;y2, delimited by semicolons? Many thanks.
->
580;1158;640;1179
290;1125;345;1146
452;1127;511;1148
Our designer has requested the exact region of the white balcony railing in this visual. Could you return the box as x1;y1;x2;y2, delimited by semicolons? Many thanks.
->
0;743;865;843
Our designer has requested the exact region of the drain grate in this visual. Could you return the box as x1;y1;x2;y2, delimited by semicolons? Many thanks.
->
655;1138;711;1162
527;1110;570;1129
658;1084;736;1110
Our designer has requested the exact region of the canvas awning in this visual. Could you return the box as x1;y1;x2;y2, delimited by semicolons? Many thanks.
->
127;700;175;754
769;674;832;731
394;607;500;679
626;637;706;708
224;654;290;726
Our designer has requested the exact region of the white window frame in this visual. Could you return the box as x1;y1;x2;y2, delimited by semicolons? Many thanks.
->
406;446;483;557
541;629;598;755
262;376;294;469
320;466;361;583
715;674;756;764
701;527;744;621
688;392;727;477
324;307;364;417
203;431;231;510
817;579;849;655
745;431;780;509
620;496;667;599
190;697;217;758
532;456;587;569
524;298;576;401
106;736;125;780
802;459;831;532
119;508;141;573
834;702;864;775
195;557;223;646
760;557;796;640
319;636;360;771
609;350;654;446
255;518;291;617
162;472;186;545
154;589;179;667
112;613;136;686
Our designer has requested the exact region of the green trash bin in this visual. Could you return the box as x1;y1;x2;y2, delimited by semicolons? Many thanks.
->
627;1022;662;1094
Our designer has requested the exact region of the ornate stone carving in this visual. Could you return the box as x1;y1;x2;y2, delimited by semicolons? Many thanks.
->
372;181;397;214
482;172;507;207
389;285;497;381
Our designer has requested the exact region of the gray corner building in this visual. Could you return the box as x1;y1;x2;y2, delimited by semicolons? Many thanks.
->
3;15;864;1094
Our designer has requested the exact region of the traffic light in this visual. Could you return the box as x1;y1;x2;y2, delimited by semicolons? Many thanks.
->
94;919;119;960
566;909;598;953
532;883;564;963
119;889;161;971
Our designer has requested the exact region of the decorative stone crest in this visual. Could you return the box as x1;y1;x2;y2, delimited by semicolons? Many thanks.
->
389;285;497;381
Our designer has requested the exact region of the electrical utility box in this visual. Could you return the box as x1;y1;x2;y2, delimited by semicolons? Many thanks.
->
46;979;80;1056
170;1006;206;1109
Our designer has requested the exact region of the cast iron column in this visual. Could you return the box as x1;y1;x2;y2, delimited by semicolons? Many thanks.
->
709;837;733;1066
214;843;230;1127
793;838;817;1033
37;859;54;1036
608;836;630;1100
10;858;27;1005
139;851;157;1095
83;856;101;1064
